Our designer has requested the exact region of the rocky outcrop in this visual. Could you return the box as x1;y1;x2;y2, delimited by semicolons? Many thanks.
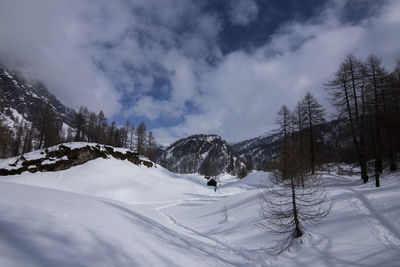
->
0;143;153;176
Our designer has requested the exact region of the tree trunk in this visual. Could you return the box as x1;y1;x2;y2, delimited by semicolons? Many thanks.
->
380;77;397;171
389;80;400;157
349;63;369;183
291;177;303;238
308;106;315;174
371;68;383;175
343;80;368;183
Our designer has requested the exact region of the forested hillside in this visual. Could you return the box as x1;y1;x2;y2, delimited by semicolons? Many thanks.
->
0;64;156;160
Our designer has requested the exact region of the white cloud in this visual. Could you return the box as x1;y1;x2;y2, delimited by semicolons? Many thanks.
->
154;0;400;144
229;0;259;25
0;0;128;116
1;0;399;145
0;0;220;118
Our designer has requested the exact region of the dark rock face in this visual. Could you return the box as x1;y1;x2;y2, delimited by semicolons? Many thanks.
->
0;144;153;176
0;64;76;127
157;134;247;177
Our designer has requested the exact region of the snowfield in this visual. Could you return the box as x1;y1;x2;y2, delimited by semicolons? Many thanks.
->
0;156;400;266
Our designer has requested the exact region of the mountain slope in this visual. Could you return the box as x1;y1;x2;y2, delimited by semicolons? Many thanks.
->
1;157;211;204
231;131;281;170
0;64;76;126
157;134;247;178
0;182;236;267
0;63;77;157
231;119;356;170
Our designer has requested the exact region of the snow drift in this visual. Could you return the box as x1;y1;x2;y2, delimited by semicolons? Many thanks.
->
0;146;399;266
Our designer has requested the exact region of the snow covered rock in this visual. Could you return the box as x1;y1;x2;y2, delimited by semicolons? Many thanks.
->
0;142;153;175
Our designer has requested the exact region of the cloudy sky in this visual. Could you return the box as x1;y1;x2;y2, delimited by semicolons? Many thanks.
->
0;0;399;144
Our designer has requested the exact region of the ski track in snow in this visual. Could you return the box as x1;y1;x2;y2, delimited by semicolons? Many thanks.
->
156;200;249;259
325;172;400;248
101;200;247;267
347;188;400;248
155;198;268;266
301;172;400;260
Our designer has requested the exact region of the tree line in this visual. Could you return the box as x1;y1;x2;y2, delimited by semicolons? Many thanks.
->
259;54;400;253
71;106;156;160
326;55;400;187
269;54;400;187
0;104;157;160
0;107;35;158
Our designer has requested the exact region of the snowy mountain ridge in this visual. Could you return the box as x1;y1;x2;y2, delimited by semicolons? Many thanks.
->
231;131;281;170
0;64;76;127
157;134;248;178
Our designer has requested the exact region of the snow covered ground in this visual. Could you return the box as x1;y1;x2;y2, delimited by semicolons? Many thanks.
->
0;157;399;266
